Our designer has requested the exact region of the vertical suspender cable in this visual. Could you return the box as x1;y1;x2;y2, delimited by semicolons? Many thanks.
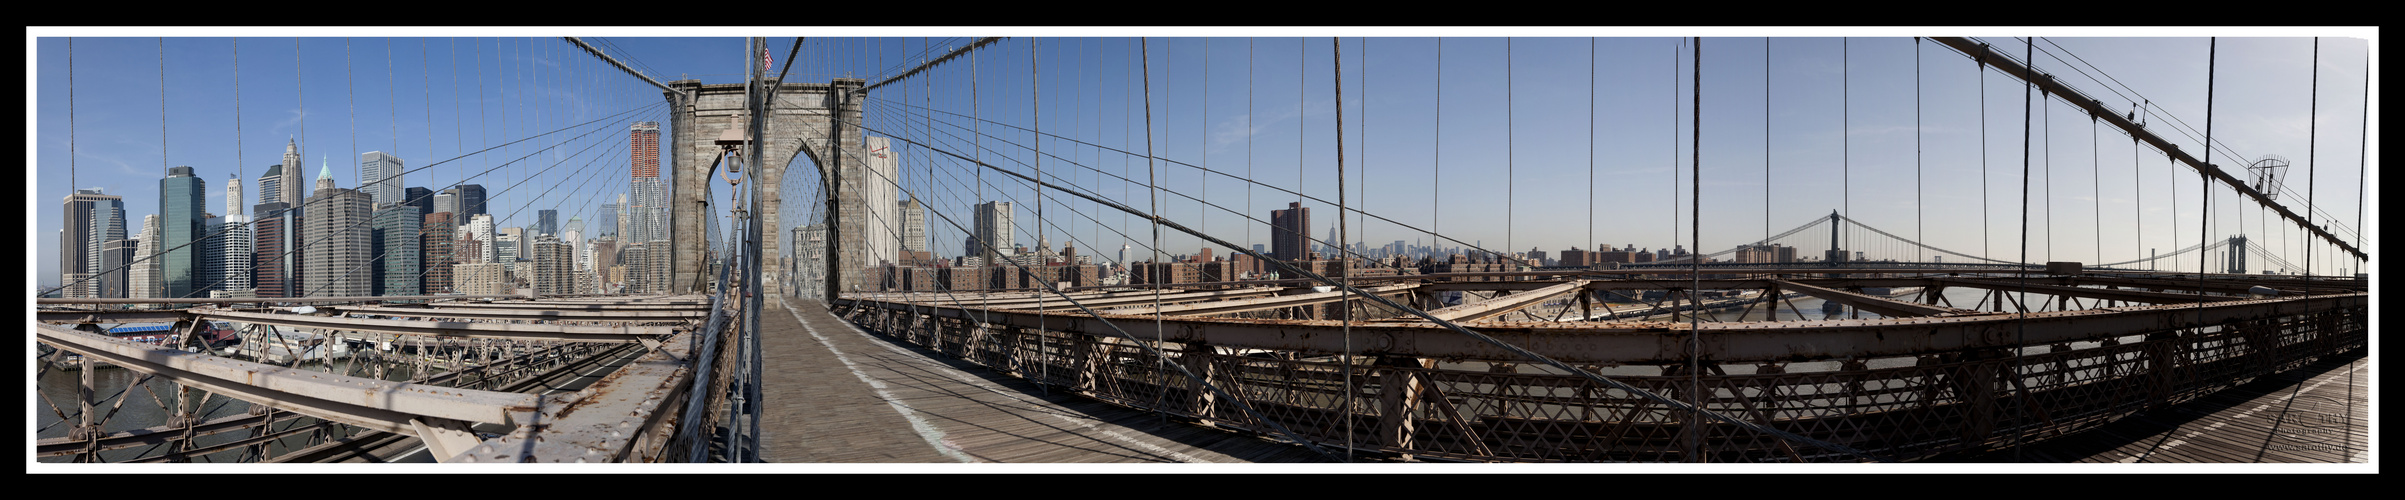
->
2199;37;2214;329
1139;36;1164;424
1333;36;1353;463
1979;44;1989;263
1916;38;1924;263
1507;37;1514;266
1686;36;1703;463
2013;37;2035;461
1765;38;1771;272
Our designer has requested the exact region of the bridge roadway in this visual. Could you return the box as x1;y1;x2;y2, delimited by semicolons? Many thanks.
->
756;295;1329;463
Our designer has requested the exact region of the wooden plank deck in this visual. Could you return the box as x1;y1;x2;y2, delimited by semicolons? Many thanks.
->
1938;352;2370;464
756;296;1334;464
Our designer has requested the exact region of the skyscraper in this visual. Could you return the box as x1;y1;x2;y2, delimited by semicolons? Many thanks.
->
1271;202;1311;262
533;235;574;295
252;201;294;297
60;188;125;298
900;195;927;254
130;215;162;300
360;151;404;206
597;200;621;238
422;212;456;294
433;189;460;218
404;186;434;217
259;164;286;206
457;184;487;220
628;122;666;246
101;237;138;299
464;214;496;264
372;202;422;297
537;209;558;237
974;201;1014;264
563;216;586;270
216;175;252;294
301;164;372;297
279;137;304;208
161;166;206;299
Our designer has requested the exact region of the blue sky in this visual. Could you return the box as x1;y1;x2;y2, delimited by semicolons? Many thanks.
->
28;28;2378;292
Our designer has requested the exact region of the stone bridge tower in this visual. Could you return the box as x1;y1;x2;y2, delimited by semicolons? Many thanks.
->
669;78;868;297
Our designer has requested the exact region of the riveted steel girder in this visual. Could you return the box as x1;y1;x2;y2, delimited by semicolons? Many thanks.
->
34;324;540;433
838;293;2362;364
1773;279;1982;317
195;309;675;343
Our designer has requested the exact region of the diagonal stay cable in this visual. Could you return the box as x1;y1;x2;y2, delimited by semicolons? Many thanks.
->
180;102;662;300
860;94;1523;266
831;124;1346;463
866;96;1451;279
851;118;1892;462
43;101;661;299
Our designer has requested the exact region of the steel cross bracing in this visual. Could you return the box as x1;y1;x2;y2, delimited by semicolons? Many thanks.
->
738;36;2369;463
33;294;729;463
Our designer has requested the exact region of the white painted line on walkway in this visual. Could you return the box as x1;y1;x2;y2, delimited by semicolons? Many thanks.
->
783;300;977;463
819;303;1212;463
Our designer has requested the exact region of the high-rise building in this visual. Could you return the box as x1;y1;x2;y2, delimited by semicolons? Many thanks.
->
900;195;927;254
453;262;509;296
279;138;305;207
131;214;163;300
628;122;666;247
533;235;574;295
360;151;404;207
214;175;253;294
537;209;558;237
1271;202;1311;262
597;200;621;238
619;242;648;293
404;186;433;217
252;201;294;297
101;237;138;299
301;164;373;297
161;166;206;299
630;121;660;178
563;216;586;270
974;201;1014;264
495;230;521;266
589;236;619;284
853;136;901;281
372;202;422;296
422;212;456;294
60;188;125;298
464;214;496;264
259;164;287;206
457;184;488;220
433;189;460;218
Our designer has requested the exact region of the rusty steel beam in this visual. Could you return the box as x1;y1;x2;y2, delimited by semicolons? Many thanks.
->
1387;280;1589;324
454;330;695;463
1938;278;2231;305
33;411;296;457
422;302;711;312
1094;283;1420;316
195;309;675;343
1926;37;2362;260
1000;287;1288;311
332;305;707;321
1772;280;1980;317
1415;278;1939;293
34;309;194;324
838;293;2362;364
36;294;521;305
34;323;541;434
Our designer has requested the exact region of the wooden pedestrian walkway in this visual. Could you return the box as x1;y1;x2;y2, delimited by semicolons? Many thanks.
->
754;296;1332;464
1941;352;2370;464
